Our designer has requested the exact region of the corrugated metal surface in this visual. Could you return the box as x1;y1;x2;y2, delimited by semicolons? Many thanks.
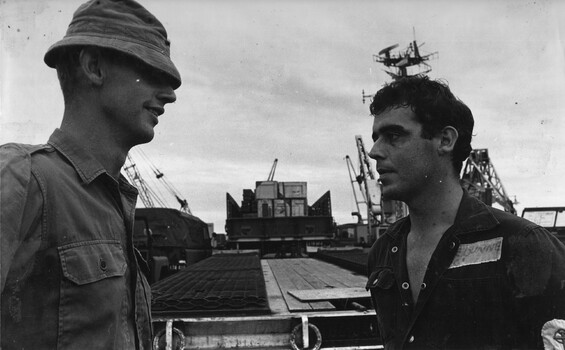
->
151;254;270;316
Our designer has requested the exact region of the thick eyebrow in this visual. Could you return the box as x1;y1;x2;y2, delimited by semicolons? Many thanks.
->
372;124;409;142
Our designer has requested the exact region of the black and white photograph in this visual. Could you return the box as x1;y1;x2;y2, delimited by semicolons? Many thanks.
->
1;0;564;349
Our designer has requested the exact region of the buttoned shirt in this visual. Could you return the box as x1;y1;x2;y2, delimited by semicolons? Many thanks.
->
367;192;565;349
1;129;152;349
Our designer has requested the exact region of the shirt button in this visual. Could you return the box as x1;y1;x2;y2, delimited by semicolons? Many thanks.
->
99;258;107;271
402;282;410;290
408;335;415;343
421;283;427;290
391;246;398;253
449;241;456;250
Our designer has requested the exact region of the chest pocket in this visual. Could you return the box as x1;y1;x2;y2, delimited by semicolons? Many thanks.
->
57;240;130;349
59;240;126;284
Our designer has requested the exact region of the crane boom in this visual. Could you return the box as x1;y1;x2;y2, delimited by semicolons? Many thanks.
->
349;136;382;241
123;152;192;213
345;155;366;223
355;136;381;215
123;154;156;208
347;136;408;242
355;136;376;181
267;158;278;181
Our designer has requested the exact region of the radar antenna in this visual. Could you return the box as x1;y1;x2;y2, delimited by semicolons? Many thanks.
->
374;28;437;80
363;28;438;103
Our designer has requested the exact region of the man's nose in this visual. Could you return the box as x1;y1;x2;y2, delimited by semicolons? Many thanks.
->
368;140;384;160
158;85;177;104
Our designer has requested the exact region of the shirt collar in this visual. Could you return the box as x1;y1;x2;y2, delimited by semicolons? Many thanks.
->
48;128;107;184
48;129;138;196
452;190;500;234
385;190;500;241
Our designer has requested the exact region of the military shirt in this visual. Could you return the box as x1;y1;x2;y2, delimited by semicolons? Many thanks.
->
1;129;152;349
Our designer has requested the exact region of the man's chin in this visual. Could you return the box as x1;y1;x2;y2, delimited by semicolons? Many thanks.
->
132;132;155;147
381;187;401;202
142;128;156;141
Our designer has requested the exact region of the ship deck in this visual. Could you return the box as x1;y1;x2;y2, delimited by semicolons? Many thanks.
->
151;253;381;349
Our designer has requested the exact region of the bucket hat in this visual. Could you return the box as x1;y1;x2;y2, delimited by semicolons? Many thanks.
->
44;0;181;89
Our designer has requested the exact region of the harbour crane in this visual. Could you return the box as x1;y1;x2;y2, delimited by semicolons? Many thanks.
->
461;149;517;214
345;136;382;240
345;155;366;224
123;154;164;208
346;135;409;241
122;150;192;214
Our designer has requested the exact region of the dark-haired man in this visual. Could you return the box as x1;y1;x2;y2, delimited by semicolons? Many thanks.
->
366;76;565;349
1;0;180;348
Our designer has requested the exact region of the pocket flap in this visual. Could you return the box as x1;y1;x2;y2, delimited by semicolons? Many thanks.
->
59;240;127;285
366;268;395;290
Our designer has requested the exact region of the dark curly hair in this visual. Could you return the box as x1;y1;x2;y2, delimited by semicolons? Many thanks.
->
369;75;474;174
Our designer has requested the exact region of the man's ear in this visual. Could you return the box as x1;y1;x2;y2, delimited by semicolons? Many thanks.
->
78;47;104;86
438;126;458;155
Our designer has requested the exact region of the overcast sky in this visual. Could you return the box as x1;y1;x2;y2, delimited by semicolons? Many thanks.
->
2;0;564;232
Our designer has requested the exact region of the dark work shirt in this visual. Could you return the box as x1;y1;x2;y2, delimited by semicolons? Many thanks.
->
367;192;565;349
1;129;152;349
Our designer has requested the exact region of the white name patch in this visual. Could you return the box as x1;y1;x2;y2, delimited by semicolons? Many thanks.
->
449;237;503;269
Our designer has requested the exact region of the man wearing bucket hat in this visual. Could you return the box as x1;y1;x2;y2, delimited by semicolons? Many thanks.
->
1;0;180;349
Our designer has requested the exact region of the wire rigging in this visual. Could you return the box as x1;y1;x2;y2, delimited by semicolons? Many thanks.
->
131;148;192;214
